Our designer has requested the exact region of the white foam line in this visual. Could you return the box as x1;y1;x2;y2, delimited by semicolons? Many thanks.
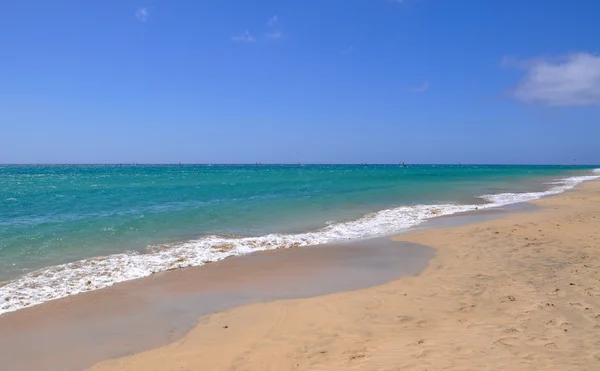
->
1;170;599;315
479;174;599;205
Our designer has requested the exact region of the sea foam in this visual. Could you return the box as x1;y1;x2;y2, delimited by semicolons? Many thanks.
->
479;174;600;205
0;171;598;315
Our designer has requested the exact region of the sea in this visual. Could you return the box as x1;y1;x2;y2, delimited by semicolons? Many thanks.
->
1;164;599;314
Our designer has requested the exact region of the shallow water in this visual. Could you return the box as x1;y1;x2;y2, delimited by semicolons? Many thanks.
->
0;164;598;314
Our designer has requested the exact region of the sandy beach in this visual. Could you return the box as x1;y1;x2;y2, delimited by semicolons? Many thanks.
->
87;180;600;371
4;1;598;369
0;233;434;371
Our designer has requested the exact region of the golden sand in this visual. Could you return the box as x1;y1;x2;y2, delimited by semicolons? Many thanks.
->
90;181;600;371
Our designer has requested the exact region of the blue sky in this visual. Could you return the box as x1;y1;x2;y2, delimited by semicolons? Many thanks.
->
1;0;599;164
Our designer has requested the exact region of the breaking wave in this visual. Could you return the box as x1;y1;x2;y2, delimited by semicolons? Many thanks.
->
1;171;598;315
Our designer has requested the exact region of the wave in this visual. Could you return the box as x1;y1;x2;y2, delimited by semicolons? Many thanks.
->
479;174;599;204
1;171;598;315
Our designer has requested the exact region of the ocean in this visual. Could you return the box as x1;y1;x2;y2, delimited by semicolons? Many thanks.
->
1;164;599;314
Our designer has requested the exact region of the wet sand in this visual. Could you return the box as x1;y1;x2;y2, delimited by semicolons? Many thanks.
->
0;237;434;371
88;180;600;370
0;196;533;371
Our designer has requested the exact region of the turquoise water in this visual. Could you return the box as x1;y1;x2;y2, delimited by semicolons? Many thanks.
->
1;164;599;314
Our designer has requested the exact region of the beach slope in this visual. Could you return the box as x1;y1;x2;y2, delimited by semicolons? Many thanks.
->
90;181;600;370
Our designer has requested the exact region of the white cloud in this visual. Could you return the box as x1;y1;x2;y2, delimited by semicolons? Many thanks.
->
232;30;256;43
266;31;282;40
265;15;283;40
135;7;149;22
410;81;429;93
389;0;405;3
511;52;600;106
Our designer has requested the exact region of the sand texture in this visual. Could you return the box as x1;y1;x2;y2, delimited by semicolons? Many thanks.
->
89;181;600;371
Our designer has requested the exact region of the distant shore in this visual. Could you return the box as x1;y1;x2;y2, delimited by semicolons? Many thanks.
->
88;179;600;370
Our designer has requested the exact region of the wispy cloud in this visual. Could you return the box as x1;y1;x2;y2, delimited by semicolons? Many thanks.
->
508;52;600;106
232;30;256;43
266;31;282;40
233;16;283;44
389;0;406;4
135;7;149;22
410;81;429;93
265;15;283;40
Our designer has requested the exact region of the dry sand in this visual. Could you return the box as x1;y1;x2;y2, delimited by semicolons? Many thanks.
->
89;180;600;371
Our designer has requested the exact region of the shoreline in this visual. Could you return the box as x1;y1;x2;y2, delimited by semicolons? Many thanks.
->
2;169;597;316
87;179;600;370
0;238;435;371
0;189;548;371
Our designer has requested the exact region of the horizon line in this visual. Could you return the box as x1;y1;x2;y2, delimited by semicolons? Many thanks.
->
1;163;598;166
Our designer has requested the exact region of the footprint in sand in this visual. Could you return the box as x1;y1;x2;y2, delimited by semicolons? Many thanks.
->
395;315;413;324
417;320;436;328
560;322;573;330
459;304;476;312
499;295;516;303
345;348;368;362
495;337;520;347
568;302;595;314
